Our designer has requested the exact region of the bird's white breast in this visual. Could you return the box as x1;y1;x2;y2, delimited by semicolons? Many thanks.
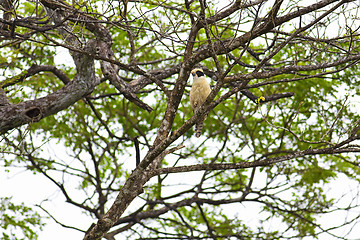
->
190;77;211;110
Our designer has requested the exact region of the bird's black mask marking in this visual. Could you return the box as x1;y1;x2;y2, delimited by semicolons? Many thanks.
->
196;70;204;77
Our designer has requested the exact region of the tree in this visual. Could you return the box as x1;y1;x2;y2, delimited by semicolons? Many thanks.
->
1;0;360;239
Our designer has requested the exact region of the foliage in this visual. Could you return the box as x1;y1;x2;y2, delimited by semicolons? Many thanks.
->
0;197;44;240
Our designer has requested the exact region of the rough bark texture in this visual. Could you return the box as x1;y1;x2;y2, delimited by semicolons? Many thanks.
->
0;40;99;134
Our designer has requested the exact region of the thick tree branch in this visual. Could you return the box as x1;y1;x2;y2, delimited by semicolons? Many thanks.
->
0;40;100;134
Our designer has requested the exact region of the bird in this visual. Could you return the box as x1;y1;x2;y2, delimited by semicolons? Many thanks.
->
190;68;211;138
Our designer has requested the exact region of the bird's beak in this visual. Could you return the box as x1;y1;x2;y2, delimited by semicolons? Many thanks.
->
191;72;195;76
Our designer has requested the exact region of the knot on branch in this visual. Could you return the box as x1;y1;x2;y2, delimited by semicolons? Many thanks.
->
98;217;112;230
24;107;42;122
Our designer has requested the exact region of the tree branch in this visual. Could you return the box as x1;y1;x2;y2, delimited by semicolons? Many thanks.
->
0;40;100;134
152;146;360;176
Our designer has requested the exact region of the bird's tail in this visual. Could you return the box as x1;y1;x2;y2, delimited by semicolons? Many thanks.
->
195;114;207;138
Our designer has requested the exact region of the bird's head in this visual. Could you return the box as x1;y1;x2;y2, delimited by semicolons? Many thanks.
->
191;68;205;79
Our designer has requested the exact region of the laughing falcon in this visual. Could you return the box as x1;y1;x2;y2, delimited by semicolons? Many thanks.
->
190;68;211;138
